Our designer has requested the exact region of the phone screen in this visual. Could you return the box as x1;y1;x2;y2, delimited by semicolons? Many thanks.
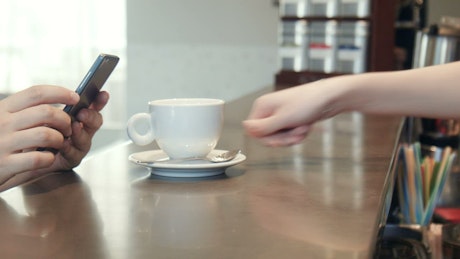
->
63;53;119;119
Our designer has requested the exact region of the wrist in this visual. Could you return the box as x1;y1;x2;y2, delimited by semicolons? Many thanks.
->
318;75;360;116
327;73;379;114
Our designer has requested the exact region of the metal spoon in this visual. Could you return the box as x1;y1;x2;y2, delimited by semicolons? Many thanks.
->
208;149;241;163
139;149;241;164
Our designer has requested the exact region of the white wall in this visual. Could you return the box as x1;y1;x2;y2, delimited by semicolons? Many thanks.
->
126;0;279;116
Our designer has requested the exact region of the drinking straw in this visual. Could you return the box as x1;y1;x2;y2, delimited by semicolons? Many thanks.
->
397;161;410;223
413;142;424;223
421;156;434;206
429;149;443;197
403;145;417;223
422;149;455;225
398;143;456;225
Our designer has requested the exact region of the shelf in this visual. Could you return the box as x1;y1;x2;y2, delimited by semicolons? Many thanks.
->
281;16;371;22
275;70;344;90
275;0;396;88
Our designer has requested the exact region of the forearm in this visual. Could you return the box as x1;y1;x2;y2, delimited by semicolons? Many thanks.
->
332;61;460;119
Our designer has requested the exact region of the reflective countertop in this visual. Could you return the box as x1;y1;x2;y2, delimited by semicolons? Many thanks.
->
0;89;403;259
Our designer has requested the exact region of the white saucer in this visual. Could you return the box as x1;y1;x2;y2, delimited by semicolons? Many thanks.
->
128;149;246;177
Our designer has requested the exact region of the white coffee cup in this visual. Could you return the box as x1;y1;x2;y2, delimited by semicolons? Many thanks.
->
127;98;224;159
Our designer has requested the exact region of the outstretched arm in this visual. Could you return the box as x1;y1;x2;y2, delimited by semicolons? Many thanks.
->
243;61;460;146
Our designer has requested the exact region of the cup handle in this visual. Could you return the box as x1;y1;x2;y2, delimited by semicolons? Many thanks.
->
127;113;155;146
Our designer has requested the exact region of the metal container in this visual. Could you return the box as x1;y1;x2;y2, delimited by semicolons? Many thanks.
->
413;18;460;148
413;21;460;68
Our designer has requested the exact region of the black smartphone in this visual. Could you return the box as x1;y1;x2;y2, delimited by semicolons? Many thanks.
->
64;53;119;119
37;54;119;152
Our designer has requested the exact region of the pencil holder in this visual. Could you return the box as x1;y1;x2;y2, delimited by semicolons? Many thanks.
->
383;224;431;253
443;224;460;258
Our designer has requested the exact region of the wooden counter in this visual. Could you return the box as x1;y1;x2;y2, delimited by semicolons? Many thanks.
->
0;88;403;258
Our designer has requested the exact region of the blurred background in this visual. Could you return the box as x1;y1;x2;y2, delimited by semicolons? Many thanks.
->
1;0;459;152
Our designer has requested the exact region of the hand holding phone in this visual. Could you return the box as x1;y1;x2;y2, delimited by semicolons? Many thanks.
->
64;54;119;120
37;54;119;152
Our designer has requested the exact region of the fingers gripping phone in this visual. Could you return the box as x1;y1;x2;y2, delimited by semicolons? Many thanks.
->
37;54;119;152
64;53;119;119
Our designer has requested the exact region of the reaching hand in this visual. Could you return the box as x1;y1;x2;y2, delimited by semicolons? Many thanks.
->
243;82;342;147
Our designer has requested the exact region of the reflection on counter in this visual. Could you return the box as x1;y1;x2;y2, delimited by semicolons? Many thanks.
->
0;173;108;258
127;172;244;257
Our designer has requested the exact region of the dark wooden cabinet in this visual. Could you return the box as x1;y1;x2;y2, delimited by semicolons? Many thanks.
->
275;0;396;89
